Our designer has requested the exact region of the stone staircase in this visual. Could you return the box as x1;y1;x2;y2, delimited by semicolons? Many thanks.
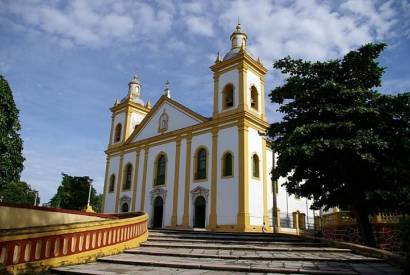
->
52;229;401;274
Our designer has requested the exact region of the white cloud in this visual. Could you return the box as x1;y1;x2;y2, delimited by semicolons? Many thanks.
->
3;0;174;47
184;15;214;37
219;0;397;62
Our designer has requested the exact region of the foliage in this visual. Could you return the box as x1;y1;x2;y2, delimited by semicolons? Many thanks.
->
50;173;101;211
92;194;103;213
0;181;40;205
0;75;24;188
268;43;410;246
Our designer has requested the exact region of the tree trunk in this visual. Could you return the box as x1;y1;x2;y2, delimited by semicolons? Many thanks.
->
352;205;376;247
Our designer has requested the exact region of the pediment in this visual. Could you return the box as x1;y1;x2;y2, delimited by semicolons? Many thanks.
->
129;96;208;143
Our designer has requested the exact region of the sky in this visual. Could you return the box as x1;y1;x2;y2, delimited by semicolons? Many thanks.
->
0;0;409;204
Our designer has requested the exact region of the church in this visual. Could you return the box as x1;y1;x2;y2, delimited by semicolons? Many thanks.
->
102;24;314;232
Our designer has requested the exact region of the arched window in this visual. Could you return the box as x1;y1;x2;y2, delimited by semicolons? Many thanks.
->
195;148;207;180
252;154;259;178
108;174;115;192
155;154;167;186
114;124;122;142
123;164;132;190
222;84;234;109
121;203;129;213
250;86;258;111
222;152;233;177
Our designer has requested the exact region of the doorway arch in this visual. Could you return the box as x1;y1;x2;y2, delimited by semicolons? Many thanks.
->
153;196;163;228
194;196;206;228
121;202;129;213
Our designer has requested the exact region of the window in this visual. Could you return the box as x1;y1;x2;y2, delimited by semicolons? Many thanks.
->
222;84;234;109
114;124;122;142
123;164;132;190
250;86;258;110
155;154;166;186
195;148;207;180
222;152;233;177
108;174;115;192
252;154;259;178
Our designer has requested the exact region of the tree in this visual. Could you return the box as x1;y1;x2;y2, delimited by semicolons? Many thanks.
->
0;75;24;188
92;194;103;213
0;181;40;205
268;43;410;246
50;173;101;211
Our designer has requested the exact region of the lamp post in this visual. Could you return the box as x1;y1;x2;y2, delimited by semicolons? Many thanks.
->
87;182;92;208
33;191;38;206
84;181;95;213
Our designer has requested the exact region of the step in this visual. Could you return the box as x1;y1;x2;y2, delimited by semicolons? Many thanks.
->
125;247;384;263
148;232;307;242
147;236;325;246
149;228;303;238
51;262;247;274
141;241;351;252
97;253;361;274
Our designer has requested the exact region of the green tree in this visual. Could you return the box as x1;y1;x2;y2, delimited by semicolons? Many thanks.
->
92;194;103;213
0;75;24;188
0;181;40;205
50;173;101;211
268;43;410;246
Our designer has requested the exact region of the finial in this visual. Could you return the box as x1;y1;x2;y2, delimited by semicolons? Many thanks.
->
115;99;120;106
146;99;151;108
163;80;171;98
257;57;261;63
130;74;140;83
215;51;221;63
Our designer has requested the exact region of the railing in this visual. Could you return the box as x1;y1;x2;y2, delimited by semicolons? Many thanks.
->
0;210;148;274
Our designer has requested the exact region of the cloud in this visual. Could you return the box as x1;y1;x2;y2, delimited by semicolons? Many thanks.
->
184;15;214;37
219;0;397;63
3;0;173;47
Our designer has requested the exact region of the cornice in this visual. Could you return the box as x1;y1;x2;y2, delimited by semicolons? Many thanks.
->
210;51;268;76
105;110;269;155
110;100;151;113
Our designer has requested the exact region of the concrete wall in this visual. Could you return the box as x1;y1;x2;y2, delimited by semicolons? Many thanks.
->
217;126;238;225
0;206;105;229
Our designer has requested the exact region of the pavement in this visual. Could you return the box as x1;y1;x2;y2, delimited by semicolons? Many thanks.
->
51;229;403;274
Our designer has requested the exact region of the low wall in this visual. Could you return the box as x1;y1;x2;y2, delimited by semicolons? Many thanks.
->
316;211;403;254
0;204;148;275
0;203;109;230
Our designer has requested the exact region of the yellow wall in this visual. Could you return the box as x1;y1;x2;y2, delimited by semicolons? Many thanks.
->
0;206;105;230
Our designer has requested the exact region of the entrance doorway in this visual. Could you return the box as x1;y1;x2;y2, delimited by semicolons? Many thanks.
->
194;196;206;228
121;203;129;213
153;196;163;228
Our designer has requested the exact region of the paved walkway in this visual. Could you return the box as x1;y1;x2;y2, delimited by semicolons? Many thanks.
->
52;229;402;274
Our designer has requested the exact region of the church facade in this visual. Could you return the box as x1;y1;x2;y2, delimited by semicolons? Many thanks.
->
102;25;313;232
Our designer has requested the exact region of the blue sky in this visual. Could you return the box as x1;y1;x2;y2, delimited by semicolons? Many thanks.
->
1;0;409;204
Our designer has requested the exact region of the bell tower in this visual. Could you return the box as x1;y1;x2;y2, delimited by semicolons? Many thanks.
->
108;74;151;147
210;24;268;121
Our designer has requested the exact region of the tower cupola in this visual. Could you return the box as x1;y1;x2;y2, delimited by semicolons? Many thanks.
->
230;23;247;49
223;24;248;61
128;74;141;98
124;74;144;106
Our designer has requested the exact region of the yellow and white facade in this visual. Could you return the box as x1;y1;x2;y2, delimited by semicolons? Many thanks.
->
102;25;313;232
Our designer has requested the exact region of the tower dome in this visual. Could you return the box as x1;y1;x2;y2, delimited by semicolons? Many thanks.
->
223;23;248;61
121;74;145;106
